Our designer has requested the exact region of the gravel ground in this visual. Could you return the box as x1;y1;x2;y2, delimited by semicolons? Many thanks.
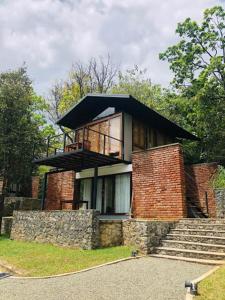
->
0;257;212;300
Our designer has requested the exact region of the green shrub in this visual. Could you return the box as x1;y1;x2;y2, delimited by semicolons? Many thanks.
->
213;166;225;189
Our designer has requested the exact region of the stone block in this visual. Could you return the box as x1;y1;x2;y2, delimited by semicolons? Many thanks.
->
99;220;123;247
215;189;225;218
123;219;175;254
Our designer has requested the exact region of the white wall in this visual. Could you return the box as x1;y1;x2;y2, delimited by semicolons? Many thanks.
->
76;163;132;179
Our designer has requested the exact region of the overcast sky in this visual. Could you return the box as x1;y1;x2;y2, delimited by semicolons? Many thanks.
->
0;0;224;96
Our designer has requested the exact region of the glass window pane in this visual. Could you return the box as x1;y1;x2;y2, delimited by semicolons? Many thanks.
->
80;178;92;208
96;178;103;212
104;177;114;214
115;174;130;213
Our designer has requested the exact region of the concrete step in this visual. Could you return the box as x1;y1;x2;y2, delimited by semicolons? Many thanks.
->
166;234;225;245
150;254;225;265
170;229;225;237
155;247;225;260
161;239;225;253
176;223;225;231
179;219;225;224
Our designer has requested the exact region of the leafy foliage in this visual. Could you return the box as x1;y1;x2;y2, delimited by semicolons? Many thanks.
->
46;55;118;124
112;66;164;108
0;67;53;195
213;166;225;188
160;6;225;164
45;7;225;165
159;6;225;91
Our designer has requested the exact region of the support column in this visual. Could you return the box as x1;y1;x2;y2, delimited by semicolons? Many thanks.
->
92;166;98;209
41;172;48;210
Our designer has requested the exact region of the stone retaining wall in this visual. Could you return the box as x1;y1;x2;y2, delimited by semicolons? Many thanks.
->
123;219;175;254
10;210;100;249
6;210;175;252
99;220;123;247
215;189;225;218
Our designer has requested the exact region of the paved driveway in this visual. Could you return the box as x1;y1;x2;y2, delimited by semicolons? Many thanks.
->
0;257;212;300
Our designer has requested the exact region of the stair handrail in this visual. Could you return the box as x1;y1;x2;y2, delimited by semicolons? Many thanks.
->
185;171;209;215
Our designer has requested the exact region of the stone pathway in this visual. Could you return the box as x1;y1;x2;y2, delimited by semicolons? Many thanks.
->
0;257;212;300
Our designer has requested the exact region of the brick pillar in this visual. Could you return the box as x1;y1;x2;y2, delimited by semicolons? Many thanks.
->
132;143;187;220
45;171;75;210
31;176;40;198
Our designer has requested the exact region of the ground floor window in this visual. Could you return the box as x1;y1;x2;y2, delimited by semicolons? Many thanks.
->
79;173;131;214
79;178;92;209
115;174;130;213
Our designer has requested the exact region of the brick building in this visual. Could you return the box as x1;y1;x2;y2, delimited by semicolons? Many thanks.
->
34;94;216;220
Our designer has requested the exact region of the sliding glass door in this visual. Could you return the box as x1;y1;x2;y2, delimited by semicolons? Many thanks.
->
96;178;103;212
115;174;130;213
79;178;92;209
103;176;115;214
79;173;131;214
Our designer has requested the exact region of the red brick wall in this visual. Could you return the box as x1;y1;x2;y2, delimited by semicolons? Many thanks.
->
45;171;75;210
132;143;187;220
31;176;40;198
185;163;218;217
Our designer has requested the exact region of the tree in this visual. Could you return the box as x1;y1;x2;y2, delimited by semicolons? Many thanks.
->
112;66;165;108
47;55;118;125
159;6;225;164
159;6;225;92
0;67;52;196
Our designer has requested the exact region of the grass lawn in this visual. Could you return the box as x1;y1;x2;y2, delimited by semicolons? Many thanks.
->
195;266;225;300
0;235;132;277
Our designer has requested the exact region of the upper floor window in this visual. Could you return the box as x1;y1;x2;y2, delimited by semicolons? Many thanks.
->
132;118;175;151
93;107;116;121
132;119;145;151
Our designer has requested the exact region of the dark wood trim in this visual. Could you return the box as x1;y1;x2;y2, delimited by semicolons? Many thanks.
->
121;112;125;160
130;172;132;207
72;176;80;209
144;126;148;150
34;149;130;172
92;166;98;209
112;175;116;213
102;177;105;214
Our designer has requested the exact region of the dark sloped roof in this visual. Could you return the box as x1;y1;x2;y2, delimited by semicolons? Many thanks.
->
56;94;199;141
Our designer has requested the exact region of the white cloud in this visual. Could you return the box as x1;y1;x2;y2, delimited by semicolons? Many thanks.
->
0;0;224;95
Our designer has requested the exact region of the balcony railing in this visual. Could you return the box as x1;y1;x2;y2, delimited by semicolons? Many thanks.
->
36;127;124;160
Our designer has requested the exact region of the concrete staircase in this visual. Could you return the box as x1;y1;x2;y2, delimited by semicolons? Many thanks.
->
151;219;225;265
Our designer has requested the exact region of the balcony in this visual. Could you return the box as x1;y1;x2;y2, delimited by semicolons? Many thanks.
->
33;127;128;171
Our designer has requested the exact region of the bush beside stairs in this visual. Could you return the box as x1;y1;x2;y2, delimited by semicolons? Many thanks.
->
151;219;225;265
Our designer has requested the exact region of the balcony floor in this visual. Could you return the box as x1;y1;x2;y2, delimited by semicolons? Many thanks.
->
33;149;130;171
